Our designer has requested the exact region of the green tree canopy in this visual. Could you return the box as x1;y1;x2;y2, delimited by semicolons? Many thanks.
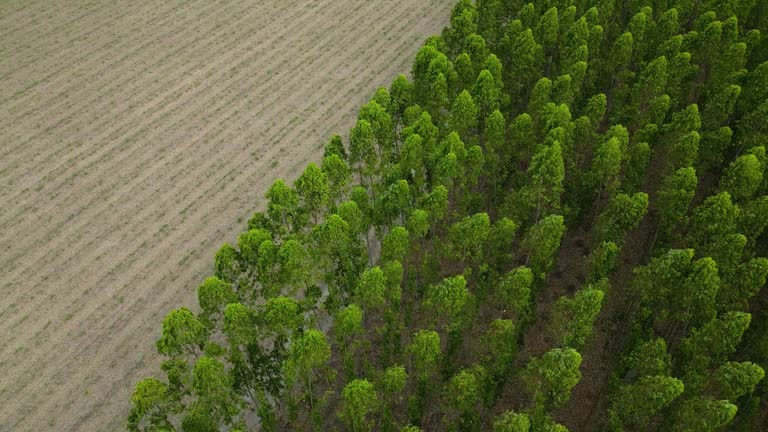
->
522;214;566;277
524;348;582;409
425;275;470;322
356;266;387;310
197;276;235;324
446;367;484;414
266;179;300;231
719;153;763;202
672;398;737;432
381;226;410;264
381;365;408;395
551;287;604;350
626;338;672;377
408;329;441;380
656;166;698;242
340;379;379;432
610;375;684;430
528;141;565;220
157;307;207;358
260;296;302;336
322;153;352;206
596;192;649;244
448;212;491;264
191;356;240;424
493;410;530;432
334;304;363;342
710;361;765;401
128;378;174;432
450;90;479;142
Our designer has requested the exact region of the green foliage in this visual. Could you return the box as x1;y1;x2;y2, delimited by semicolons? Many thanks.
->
610;375;684;429
493;411;530;432
625;338;672;377
474;69;501;119
596;192;648;244
340;379;379;432
359;99;394;156
490;217;519;266
522;214;566;277
133;3;768;429
551;287;604;350
449;212;491;264
451;90;479;141
589;137;622;196
719;153;763;202
223;303;255;346
528;141;565;219
656;167;698;242
357;266;387;309
425;275;470;321
635;248;695;313
322;153;352;205
128;378;174;432
422;185;448;223
672;398;738;432
276;239;310;293
709;361;765;400
723;257;768;309
682;311;752;378
389;75;414;122
528;77;553;130
585;241;619;283
688;192;740;250
238;228;271;268
350;119;378;180
484;319;517;379
525;348;582;409
406;209;430;240
157;308;207;357
338;200;366;236
197;277;235;324
285;329;331;384
381;226;410;263
192;356;240;423
738;196;768;245
446;367;484;413
261;296;302;336
214;243;239;283
677;257;720;325
266;179;300;231
497;266;533;317
408;330;441;380
381;365;408;395
324;134;347;160
335;304;364;341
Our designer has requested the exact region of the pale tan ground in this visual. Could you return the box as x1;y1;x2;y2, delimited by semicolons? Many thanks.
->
0;1;452;430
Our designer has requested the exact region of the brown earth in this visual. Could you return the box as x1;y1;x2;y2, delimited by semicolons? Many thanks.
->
0;1;453;430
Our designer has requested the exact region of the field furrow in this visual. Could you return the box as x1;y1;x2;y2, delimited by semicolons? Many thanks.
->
0;0;355;305
0;0;395;360
0;0;383;364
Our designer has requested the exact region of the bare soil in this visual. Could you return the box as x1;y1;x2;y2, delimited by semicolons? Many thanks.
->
0;1;453;430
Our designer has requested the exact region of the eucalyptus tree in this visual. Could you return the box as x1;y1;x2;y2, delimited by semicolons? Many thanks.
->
284;329;331;412
609;375;684;431
522;214;566;278
340;379;379;432
524;348;582;410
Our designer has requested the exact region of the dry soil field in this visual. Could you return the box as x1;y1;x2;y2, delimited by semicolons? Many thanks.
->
0;0;453;429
